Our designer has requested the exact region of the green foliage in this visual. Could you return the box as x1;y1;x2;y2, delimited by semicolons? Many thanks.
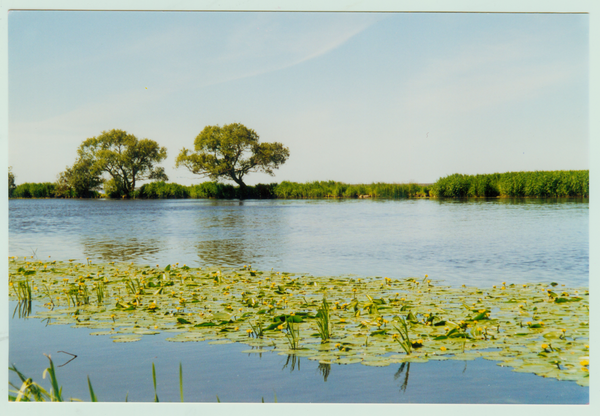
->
430;171;588;198
102;178;126;199
8;166;16;197
176;123;289;195
78;129;168;198
12;182;57;198
188;181;237;199
315;298;331;342
152;363;159;402
87;377;97;402
130;180;431;200
136;181;190;199
8;258;590;387
272;181;430;199
393;317;412;355
10;170;587;200
179;362;184;402
55;157;102;198
9;356;64;402
283;319;300;350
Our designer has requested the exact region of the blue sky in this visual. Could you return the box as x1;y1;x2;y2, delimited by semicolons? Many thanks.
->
7;11;589;186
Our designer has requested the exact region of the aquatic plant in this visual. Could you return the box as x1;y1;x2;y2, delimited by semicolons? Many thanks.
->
248;319;266;338
9;355;63;402
136;181;190;199
283;319;300;350
430;170;589;198
392;317;412;355
315;298;331;342
152;363;159;402
8;257;590;386
10;358;182;403
14;279;32;303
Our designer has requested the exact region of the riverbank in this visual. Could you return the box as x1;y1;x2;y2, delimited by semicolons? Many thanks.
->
8;170;590;200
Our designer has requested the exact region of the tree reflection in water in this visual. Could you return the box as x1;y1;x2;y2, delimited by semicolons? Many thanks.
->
394;362;410;392
81;238;162;264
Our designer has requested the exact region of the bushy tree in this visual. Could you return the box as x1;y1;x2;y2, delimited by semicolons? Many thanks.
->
175;123;289;197
78;129;168;198
55;157;103;198
8;166;16;197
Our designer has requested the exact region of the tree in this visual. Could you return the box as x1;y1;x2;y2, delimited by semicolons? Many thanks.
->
78;129;168;198
55;157;103;198
8;166;16;197
175;123;289;197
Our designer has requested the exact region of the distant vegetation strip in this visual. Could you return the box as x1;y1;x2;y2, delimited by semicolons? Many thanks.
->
132;180;431;199
9;170;589;199
429;170;589;198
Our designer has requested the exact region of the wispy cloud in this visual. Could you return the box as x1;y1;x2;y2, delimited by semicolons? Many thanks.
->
177;13;384;90
11;13;382;129
400;38;582;115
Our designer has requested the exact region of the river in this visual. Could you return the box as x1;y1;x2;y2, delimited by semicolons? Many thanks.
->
7;198;589;403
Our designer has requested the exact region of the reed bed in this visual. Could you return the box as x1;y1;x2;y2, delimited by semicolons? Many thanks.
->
271;181;429;199
430;170;589;198
9;170;588;199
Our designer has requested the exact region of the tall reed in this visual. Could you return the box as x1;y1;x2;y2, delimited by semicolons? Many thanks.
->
430;170;589;198
315;298;331;342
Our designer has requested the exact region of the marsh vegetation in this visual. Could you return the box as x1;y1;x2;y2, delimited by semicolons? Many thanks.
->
9;257;589;390
10;170;588;200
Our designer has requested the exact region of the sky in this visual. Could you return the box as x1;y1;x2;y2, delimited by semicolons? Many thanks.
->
7;10;589;186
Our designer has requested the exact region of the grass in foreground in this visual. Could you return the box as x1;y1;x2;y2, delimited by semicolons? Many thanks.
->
9;357;277;403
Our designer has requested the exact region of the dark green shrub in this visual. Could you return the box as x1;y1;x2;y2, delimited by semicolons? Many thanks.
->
12;183;56;198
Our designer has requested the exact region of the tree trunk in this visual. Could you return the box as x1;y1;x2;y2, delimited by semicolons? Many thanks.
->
235;181;248;199
230;175;247;199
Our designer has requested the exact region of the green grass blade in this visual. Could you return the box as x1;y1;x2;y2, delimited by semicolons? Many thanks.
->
216;395;221;403
87;376;97;402
44;355;63;402
152;362;159;402
179;362;183;402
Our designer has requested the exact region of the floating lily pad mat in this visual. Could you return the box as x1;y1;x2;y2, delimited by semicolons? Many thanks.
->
9;258;589;386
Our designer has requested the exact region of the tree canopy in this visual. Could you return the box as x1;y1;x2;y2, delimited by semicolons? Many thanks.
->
8;167;16;197
79;129;168;198
175;123;289;195
55;157;103;198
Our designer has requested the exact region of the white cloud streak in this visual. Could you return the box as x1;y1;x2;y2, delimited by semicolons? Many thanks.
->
399;39;582;115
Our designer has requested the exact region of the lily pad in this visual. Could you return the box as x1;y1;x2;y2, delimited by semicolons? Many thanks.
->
8;258;588;384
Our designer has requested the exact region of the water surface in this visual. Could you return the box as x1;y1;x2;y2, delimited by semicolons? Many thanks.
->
8;198;589;403
9;198;589;288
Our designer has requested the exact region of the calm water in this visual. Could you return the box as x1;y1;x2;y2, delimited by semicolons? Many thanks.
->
8;198;589;288
7;198;589;403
